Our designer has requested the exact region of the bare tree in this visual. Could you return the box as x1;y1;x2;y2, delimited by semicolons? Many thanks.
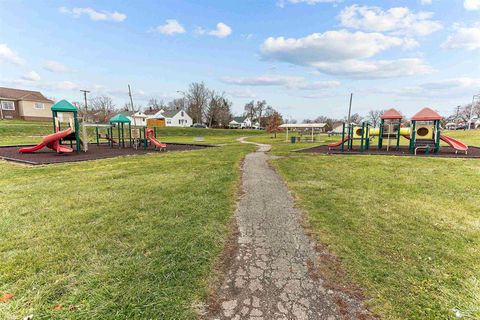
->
186;82;210;124
206;91;232;128
366;109;384;127
167;98;186;112
244;101;256;121
89;96;117;123
147;98;165;110
255;100;267;123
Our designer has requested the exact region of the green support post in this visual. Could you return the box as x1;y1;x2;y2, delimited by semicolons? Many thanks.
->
348;125;353;150
128;123;132;147
410;121;416;153
74;111;80;152
365;123;370;150
154;127;157;138
396;119;401;150
378;119;384;149
143;127;147;150
360;122;365;151
340;122;346;152
96;127;99;145
117;124;121;148
435;120;441;153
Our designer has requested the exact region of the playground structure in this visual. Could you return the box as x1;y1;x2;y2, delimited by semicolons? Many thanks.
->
18;100;168;155
19;100;84;154
329;107;469;155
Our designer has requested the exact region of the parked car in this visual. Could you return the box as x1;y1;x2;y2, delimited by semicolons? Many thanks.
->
191;123;207;128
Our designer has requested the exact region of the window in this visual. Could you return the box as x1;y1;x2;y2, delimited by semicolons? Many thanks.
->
1;101;14;111
34;102;44;110
167;119;172;124
181;111;184;117
178;119;182;124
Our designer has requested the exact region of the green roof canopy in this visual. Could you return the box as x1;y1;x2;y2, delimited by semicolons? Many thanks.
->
51;99;78;112
109;114;131;123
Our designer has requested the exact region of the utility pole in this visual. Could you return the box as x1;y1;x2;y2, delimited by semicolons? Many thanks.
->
128;84;137;126
456;105;460;129
347;93;353;124
80;89;90;121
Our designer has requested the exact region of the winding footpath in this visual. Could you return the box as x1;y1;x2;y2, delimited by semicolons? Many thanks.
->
207;139;370;320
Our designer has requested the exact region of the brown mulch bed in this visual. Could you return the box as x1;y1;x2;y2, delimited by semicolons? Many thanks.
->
296;145;480;158
0;143;212;165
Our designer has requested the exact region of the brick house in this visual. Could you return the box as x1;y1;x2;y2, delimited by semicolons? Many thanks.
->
0;87;54;121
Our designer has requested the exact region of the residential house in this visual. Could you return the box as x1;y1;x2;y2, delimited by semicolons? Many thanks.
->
229;116;259;129
0;86;54;121
161;109;192;127
119;110;148;126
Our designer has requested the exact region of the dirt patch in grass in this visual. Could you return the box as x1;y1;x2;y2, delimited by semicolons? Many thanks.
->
0;143;212;165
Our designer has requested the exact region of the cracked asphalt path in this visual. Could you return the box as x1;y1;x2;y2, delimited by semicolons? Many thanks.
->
207;139;370;320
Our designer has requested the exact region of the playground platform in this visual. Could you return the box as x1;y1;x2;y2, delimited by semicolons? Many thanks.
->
0;143;212;165
297;145;480;158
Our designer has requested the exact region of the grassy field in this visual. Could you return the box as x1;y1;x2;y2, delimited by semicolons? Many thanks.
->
2;120;480;319
0;120;257;319
248;132;480;319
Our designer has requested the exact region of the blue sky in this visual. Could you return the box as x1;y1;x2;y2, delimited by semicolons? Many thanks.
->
1;0;479;120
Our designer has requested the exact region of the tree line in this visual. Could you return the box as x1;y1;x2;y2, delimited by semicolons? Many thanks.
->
72;82;283;129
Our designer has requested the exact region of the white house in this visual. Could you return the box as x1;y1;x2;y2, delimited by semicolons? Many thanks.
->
161;109;192;127
120;111;148;126
229;116;259;129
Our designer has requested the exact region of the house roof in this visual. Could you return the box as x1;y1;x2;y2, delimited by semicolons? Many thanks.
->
411;107;443;121
381;108;403;120
51;99;78;112
144;108;161;115
233;116;247;123
0;86;53;103
120;111;135;117
109;114;131;123
162;110;179;118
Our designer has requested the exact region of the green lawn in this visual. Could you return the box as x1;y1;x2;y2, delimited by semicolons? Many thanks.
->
2;120;480;319
249;132;480;319
0;120;258;319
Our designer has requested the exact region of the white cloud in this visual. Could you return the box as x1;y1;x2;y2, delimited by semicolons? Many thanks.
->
194;26;206;35
277;0;341;8
44;60;69;73
21;71;41;82
312;58;433;78
421;0;432;5
442;23;480;50
261;30;413;64
420;77;480;90
464;0;480;10
55;81;78;90
221;74;340;90
228;89;257;98
0;43;25;65
152;19;186;35
59;7;126;22
208;23;232;38
339;5;442;36
260;31;431;78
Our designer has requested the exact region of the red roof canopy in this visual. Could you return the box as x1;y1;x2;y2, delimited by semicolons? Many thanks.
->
381;108;403;120
411;107;443;121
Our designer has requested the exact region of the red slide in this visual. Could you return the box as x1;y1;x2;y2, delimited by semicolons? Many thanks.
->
19;128;74;153
328;136;350;148
440;135;468;153
145;128;167;150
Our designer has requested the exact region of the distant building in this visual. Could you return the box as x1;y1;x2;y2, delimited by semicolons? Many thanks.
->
160;109;192;127
119;111;148;126
0;87;54;121
229;116;259;129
